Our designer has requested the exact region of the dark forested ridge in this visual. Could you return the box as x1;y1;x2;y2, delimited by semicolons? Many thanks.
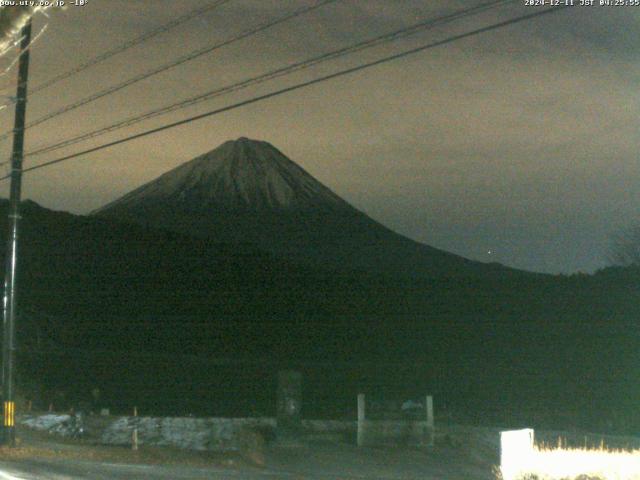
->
1;199;638;431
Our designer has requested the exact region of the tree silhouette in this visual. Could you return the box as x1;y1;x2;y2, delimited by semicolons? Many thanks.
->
609;225;640;266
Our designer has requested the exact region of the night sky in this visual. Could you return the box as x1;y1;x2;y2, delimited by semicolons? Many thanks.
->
0;0;636;274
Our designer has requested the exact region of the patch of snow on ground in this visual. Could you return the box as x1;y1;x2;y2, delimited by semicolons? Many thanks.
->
21;413;71;431
21;413;85;437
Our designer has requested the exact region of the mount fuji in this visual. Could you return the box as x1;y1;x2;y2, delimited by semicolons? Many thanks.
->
93;137;509;277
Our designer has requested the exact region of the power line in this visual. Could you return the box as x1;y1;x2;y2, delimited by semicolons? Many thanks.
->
0;0;233;108
26;0;518;158
0;6;570;182
0;0;339;143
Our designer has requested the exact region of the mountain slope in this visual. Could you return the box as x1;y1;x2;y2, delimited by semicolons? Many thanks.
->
93;137;512;278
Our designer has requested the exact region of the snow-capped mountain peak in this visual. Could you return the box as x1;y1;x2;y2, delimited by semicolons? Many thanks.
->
95;137;348;213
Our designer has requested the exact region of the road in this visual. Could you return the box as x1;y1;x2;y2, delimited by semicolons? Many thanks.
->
0;422;507;479
0;442;496;479
0;459;287;480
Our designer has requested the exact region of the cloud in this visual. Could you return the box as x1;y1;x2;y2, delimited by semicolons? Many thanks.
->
1;0;637;273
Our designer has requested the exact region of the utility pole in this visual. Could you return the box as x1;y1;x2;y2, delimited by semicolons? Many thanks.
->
2;19;32;446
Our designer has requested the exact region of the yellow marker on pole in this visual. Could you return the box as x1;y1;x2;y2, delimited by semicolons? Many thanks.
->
4;401;15;427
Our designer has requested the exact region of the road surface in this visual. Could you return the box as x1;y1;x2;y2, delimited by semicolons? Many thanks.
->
0;442;497;479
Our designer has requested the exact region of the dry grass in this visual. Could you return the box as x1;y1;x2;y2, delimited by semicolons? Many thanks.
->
500;441;640;480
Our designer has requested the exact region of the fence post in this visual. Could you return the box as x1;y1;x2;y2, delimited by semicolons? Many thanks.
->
357;393;365;447
276;370;302;444
132;406;138;451
426;395;434;447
